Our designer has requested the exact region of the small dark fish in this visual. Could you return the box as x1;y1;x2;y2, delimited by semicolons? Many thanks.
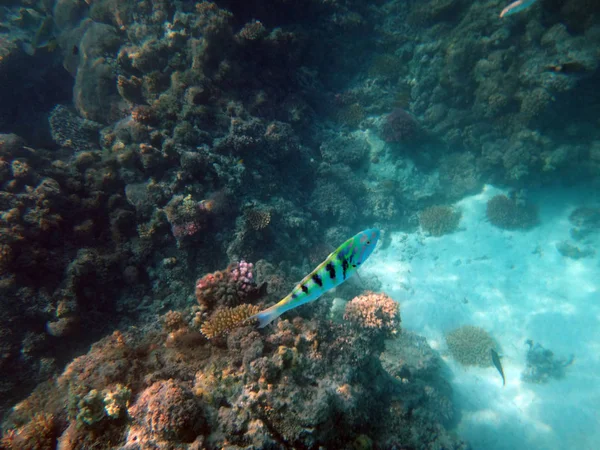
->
491;349;505;386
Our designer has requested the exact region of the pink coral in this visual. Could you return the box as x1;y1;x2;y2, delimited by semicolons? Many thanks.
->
344;292;400;336
195;261;259;310
229;260;254;291
170;221;201;238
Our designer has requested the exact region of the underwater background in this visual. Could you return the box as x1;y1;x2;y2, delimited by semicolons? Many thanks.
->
1;0;599;449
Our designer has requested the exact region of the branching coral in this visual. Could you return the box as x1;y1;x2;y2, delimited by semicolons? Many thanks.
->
344;291;400;338
200;304;260;339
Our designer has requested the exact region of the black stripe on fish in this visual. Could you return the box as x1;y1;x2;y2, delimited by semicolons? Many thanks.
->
312;273;323;287
326;263;336;279
342;259;349;279
301;284;309;293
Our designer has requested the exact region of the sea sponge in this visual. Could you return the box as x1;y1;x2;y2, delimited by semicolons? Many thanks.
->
486;194;538;230
445;325;498;367
344;292;400;337
419;205;462;236
129;379;205;442
200;304;260;339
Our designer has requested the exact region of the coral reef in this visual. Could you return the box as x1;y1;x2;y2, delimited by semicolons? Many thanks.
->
419;205;462;236
200;304;260;339
555;240;596;259
486;193;538;230
569;206;600;241
382;332;457;426
344;291;401;338
129;379;205;442
445;325;499;367
521;340;574;384
195;261;263;311
0;262;466;449
3;0;600;446
381;108;420;143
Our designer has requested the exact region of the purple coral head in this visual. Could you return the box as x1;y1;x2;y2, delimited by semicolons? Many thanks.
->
231;260;253;279
230;260;254;293
381;108;418;143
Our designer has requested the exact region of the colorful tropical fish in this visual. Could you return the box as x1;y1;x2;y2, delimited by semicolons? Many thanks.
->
251;229;380;328
499;0;538;18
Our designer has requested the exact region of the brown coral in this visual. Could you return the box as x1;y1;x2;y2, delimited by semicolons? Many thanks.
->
344;292;400;337
200;304;260;339
129;379;205;442
486;194;538;230
419;205;462;236
131;105;158;126
237;20;267;41
245;208;271;230
0;413;57;450
162;310;186;332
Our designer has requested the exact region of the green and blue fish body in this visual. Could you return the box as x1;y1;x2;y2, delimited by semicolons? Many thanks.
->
251;228;380;328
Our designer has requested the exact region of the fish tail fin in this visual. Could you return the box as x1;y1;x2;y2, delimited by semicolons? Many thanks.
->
250;304;282;328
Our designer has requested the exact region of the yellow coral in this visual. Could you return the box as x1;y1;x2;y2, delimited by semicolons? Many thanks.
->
162;310;186;332
200;304;260;339
103;384;131;419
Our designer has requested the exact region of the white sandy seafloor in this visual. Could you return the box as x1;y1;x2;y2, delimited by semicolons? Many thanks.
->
363;185;600;450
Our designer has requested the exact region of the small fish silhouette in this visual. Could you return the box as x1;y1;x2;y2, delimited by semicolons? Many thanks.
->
499;0;538;18
491;349;506;386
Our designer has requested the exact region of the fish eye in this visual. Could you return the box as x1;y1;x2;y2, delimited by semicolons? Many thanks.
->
366;240;371;244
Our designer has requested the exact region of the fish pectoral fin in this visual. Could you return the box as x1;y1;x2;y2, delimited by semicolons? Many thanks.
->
354;270;364;285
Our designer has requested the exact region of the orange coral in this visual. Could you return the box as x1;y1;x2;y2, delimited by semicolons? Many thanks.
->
162;310;186;332
200;304;260;339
